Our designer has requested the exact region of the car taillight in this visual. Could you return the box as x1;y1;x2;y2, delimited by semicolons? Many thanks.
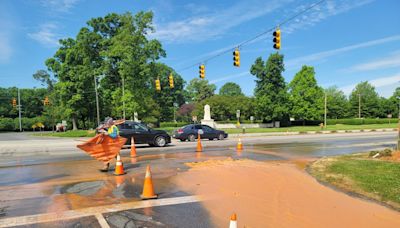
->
177;129;183;134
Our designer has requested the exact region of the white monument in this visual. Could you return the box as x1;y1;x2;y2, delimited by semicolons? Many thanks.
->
201;104;215;128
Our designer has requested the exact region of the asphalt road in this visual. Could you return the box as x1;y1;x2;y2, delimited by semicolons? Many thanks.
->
0;131;396;166
0;131;398;227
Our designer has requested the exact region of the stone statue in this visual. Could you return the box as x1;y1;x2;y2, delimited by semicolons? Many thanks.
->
204;104;211;120
201;104;215;128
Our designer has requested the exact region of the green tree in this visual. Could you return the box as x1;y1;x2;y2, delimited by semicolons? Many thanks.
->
349;81;380;118
386;87;400;118
219;82;243;96
324;86;349;119
33;70;55;91
45;11;168;129
288;66;324;122
192;95;255;121
251;53;289;122
186;78;216;102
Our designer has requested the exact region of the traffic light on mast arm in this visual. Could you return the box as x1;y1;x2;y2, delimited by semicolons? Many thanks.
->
273;28;281;50
12;98;17;108
44;96;50;106
155;78;161;91
199;64;205;79
233;49;240;67
169;74;174;88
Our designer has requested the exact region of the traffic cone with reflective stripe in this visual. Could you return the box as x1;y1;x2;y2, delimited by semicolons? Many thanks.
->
196;132;203;152
130;137;137;157
114;154;126;175
140;165;158;200
236;138;243;151
229;213;237;228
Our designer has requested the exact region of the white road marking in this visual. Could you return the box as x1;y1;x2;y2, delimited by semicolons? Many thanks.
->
0;195;201;228
95;213;110;228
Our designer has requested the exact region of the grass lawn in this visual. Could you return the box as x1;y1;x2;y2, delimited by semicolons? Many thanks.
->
309;152;400;209
33;130;96;137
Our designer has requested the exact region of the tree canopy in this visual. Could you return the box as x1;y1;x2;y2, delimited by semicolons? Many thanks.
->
186;78;216;102
251;52;289;122
219;82;244;96
349;81;380;118
288;65;324;121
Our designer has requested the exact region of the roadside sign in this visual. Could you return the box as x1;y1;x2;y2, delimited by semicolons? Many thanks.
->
236;110;240;118
198;129;204;135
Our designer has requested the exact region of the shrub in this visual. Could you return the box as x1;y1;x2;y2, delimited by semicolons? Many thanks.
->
160;122;190;128
369;148;392;158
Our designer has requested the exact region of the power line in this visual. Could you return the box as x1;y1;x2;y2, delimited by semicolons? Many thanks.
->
175;0;326;73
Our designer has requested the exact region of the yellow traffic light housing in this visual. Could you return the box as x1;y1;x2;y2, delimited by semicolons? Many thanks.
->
155;78;161;91
12;98;17;108
233;49;240;67
199;64;205;79
273;29;281;50
169;74;174;88
44;96;50;106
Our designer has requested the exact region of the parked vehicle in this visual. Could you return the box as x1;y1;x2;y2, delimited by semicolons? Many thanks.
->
172;124;228;141
97;121;171;147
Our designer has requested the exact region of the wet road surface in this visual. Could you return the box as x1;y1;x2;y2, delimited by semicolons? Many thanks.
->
0;132;397;227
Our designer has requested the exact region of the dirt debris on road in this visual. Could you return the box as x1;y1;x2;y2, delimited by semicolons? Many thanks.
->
173;158;400;228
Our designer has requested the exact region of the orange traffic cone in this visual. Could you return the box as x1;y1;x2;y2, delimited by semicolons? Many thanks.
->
114;154;126;175
229;213;237;228
140;165;158;200
236;138;243;151
130;137;137;157
196;132;203;152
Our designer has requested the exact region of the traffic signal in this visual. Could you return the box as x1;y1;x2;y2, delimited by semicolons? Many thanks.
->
199;64;205;79
12;98;16;108
273;28;281;50
44;96;50;106
155;78;161;91
233;49;240;67
168;74;174;88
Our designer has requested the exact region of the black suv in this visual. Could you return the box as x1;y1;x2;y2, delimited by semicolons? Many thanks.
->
172;124;228;141
117;121;171;147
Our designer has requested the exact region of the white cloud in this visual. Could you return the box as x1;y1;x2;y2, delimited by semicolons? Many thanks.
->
209;71;250;84
283;0;375;34
286;35;400;69
0;32;12;63
152;0;292;43
339;72;400;95
40;0;80;12
344;51;400;72
28;23;60;47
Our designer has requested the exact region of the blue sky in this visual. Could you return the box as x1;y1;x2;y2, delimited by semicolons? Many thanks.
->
0;0;399;97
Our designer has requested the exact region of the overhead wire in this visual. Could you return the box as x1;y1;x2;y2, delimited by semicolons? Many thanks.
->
175;0;327;73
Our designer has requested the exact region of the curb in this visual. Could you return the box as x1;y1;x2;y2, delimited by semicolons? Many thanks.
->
229;128;397;138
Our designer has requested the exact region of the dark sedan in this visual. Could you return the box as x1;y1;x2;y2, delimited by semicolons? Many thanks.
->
172;124;228;141
117;121;171;147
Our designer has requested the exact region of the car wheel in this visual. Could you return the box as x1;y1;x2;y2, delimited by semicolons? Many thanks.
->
188;134;196;142
218;133;224;140
208;138;214;141
154;136;167;147
180;139;186;142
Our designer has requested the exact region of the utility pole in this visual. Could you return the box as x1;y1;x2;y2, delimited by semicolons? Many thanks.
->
122;77;126;119
17;88;22;132
324;92;327;129
94;76;100;127
358;93;361;119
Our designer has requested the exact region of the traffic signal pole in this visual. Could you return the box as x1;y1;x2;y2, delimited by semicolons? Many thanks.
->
94;76;100;127
18;88;22;132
